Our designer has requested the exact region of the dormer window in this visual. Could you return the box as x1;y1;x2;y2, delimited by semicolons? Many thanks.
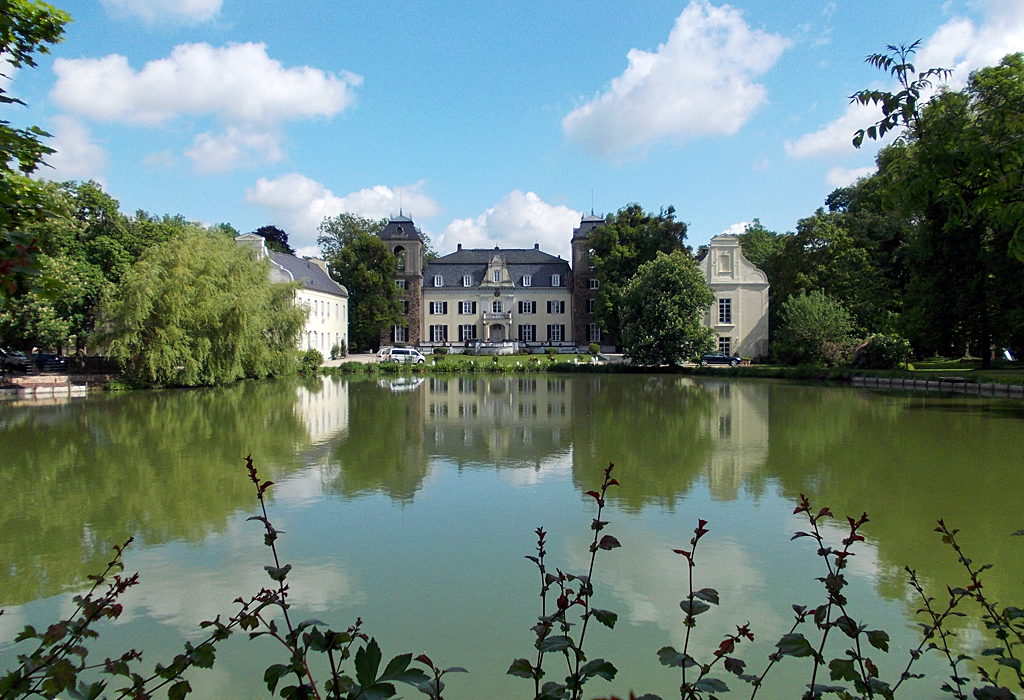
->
522;275;532;287
434;275;443;287
463;275;472;287
551;274;560;287
493;270;501;283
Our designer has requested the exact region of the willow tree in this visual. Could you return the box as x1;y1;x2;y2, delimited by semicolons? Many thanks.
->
99;228;305;386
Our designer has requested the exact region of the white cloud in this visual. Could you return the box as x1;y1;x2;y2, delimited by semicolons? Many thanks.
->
440;191;582;259
101;0;221;23
52;43;361;173
788;0;1024;160
52;43;360;125
246;173;440;251
562;1;790;157
826;165;876;187
784;101;884;158
40;115;108;184
142;149;178;169
721;221;750;235
185;127;283;173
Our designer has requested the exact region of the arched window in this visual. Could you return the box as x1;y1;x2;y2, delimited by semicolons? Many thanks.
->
394;246;406;272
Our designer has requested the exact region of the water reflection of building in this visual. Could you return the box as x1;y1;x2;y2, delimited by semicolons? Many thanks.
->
422;376;572;468
698;379;768;500
296;377;349;444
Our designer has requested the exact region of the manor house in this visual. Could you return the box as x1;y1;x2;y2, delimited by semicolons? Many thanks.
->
380;214;769;359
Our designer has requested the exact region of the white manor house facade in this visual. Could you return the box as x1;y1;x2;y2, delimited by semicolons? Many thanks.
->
236;233;350;356
381;214;769;359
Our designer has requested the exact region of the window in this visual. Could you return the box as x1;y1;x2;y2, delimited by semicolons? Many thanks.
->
429;301;448;315
313;301;318;317
335;304;338;318
551;274;560;287
396;279;406;290
718;298;732;324
401;299;409;314
392;325;408;343
718;336;731;354
547;324;565;342
547;300;565;314
518;324;536;342
326;303;330;318
395;247;406;272
463;275;472;287
433;275;443;287
586;298;595;313
589;324;601;342
459;301;477;315
491;300;503;313
430;325;448;343
492;270;501;283
458;324;478;341
589;279;600;289
522;275;532;287
518;301;536;314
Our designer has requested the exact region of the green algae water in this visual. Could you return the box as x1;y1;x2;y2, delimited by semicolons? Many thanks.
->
1;375;1022;698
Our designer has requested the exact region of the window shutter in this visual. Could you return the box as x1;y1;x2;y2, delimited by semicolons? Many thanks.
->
442;302;448;314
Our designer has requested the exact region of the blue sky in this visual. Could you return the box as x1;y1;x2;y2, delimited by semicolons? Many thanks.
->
10;0;1024;258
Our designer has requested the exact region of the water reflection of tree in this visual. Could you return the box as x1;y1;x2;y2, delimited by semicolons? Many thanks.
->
570;376;717;511
763;384;1024;650
321;379;427;502
0;380;310;606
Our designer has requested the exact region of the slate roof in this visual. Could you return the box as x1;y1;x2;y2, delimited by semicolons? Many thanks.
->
423;248;571;289
572;214;606;240
271;253;349;297
380;214;424;241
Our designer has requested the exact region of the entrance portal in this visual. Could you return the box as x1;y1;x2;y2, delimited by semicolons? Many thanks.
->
490;325;505;342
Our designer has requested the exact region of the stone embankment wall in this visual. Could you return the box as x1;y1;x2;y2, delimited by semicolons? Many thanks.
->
0;375;89;399
852;375;1024;398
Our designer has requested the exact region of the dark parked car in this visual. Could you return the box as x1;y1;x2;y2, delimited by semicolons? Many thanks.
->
0;347;32;372
34;352;68;372
701;352;742;367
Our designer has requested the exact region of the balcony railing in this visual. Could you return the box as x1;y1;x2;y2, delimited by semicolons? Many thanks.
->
482;311;512;321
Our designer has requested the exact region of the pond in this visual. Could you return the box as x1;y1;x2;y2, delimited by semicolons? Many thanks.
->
1;374;1023;699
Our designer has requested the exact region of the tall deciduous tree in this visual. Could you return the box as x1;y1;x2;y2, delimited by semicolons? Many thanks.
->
99;228;305;386
773;290;856;367
589;204;690;347
0;0;71;296
618;250;715;367
251;225;295;255
317;213;401;351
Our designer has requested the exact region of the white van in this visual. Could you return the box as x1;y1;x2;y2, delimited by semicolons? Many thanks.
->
384;347;426;364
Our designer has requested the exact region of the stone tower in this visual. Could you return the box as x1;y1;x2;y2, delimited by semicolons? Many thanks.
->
570;214;606;347
379;214;423;347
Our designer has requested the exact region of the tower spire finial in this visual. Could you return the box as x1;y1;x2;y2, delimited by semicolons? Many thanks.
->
591;188;595;216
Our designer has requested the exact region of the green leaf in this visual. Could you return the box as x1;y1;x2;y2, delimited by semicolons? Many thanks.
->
996;657;1022;672
694;677;729;693
776;633;815;658
724;657;746;676
355;638;383;688
597;534;621;550
680;599;711;617
867;630;889;652
657;646;694;668
538;635;573;653
694;588;720;605
592;608;617;629
829;658;858;682
579;659;617;681
168;680;191;700
507;658;535;679
263;664;291;694
264;564;292;582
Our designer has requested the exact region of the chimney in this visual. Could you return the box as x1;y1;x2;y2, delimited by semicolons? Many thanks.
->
534;243;539;250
